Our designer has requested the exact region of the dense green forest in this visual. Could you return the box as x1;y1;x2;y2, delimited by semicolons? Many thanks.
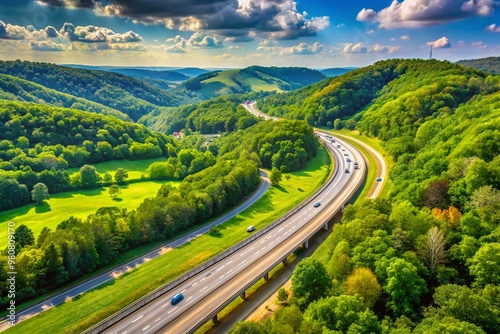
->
232;58;500;333
0;60;191;121
0;119;317;310
0;101;178;210
0;74;130;121
457;56;500;75
139;93;264;134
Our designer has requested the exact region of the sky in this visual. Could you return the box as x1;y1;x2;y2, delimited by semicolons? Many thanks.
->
0;0;499;68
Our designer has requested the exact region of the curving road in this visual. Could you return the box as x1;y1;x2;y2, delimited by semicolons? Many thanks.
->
0;171;270;332
101;132;366;334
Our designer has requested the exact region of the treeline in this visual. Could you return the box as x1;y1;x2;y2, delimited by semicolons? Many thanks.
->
0;101;178;210
0;153;260;306
139;93;265;134
457;56;500;75
0;74;130;121
241;66;326;91
0;60;189;121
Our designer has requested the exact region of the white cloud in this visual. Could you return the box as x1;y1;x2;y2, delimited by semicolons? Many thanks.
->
471;41;488;49
357;0;499;29
29;40;65;52
257;41;324;56
163;32;224;54
59;22;143;43
426;36;452;48
486;23;500;32
343;42;401;54
401;35;411;40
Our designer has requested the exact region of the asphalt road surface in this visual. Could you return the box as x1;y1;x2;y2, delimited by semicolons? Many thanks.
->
103;133;365;334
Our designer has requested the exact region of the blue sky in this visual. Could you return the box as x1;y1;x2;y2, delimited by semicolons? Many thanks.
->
0;0;499;68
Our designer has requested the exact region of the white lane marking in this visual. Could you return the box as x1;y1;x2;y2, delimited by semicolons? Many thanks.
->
200;277;206;282
227;269;233;274
200;286;208;292
192;282;198;287
255;251;260;255
132;315;144;323
220;275;225;279
181;289;186;293
162;302;170;308
227;260;233;264
143;325;150;331
278;228;283;232
241;260;247;265
155;318;161;322
262;247;266;251
187;296;193;301
168;307;178;314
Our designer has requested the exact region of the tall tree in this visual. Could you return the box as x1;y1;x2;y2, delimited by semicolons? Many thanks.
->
345;267;381;308
114;168;129;184
79;165;99;187
31;182;49;204
418;226;447;272
384;258;428;316
269;167;282;186
291;257;331;310
15;224;35;249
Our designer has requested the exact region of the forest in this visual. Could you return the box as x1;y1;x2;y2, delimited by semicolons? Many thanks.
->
231;58;500;334
457;56;500;75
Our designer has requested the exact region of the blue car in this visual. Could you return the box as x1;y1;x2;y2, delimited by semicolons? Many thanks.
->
313;202;321;207
171;293;184;305
376;177;382;182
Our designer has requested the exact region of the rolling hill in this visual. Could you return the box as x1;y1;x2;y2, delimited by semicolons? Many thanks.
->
180;66;326;99
457;56;500;75
321;67;357;77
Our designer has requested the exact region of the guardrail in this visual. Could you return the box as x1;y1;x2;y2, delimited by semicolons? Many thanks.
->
83;138;339;334
189;136;367;333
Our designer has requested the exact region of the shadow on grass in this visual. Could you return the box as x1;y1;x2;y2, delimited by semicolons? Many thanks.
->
112;198;123;202
35;202;51;213
274;185;288;193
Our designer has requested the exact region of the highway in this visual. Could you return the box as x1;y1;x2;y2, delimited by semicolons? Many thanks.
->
0;171;270;332
101;132;365;334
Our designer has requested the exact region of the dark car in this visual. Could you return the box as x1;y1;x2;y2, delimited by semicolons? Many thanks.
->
345;168;350;173
171;293;184;305
376;177;382;182
246;226;255;232
313;202;321;207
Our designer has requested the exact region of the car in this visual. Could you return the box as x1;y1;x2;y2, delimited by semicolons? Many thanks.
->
345;168;350;173
376;177;382;182
171;293;184;305
313;202;321;207
246;225;255;232
346;158;351;162
337;144;341;148
344;153;349;156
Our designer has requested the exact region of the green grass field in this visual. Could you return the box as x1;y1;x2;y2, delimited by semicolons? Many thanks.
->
4;146;331;334
0;180;174;249
67;157;166;181
201;70;284;95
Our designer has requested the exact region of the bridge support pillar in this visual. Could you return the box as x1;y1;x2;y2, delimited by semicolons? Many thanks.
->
283;257;288;265
303;240;309;249
324;222;329;231
212;314;219;324
241;291;246;300
264;272;269;281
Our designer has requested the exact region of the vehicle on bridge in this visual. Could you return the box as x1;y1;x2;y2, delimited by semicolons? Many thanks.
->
171;293;184;305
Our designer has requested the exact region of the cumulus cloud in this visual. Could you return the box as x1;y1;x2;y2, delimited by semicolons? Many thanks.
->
401;35;411;40
39;0;329;40
163;32;224;53
486;23;500;31
357;0;499;29
471;41;488;49
0;20;31;40
343;42;401;54
59;22;143;44
426;36;452;48
28;40;65;51
257;41;324;56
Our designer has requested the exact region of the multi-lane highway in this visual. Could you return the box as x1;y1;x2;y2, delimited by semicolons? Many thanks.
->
100;132;365;334
0;172;270;332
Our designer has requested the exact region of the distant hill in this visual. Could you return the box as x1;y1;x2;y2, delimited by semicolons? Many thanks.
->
457;56;500;75
179;66;326;99
0;60;192;121
321;67;357;77
0;74;130;121
174;67;211;77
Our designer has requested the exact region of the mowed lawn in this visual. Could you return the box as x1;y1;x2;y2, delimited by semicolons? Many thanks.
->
67;157;166;180
5;146;331;334
0;180;175;249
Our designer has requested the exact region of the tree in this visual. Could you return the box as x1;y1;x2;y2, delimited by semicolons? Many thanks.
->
414;316;486;334
31;182;49;204
418;226;447;272
79;164;99;187
469;243;500;287
108;184;121;199
277;287;289;304
291;258;331;310
384;258;428;316
229;321;266;334
114;168;129;184
269;167;282;186
15;224;35;249
345;267;381;308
